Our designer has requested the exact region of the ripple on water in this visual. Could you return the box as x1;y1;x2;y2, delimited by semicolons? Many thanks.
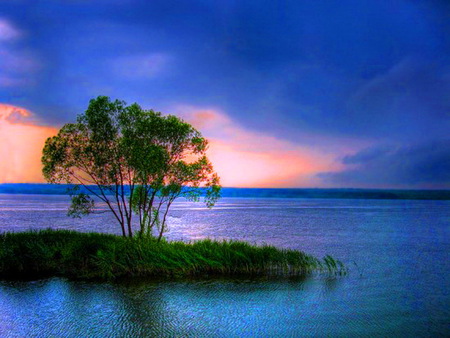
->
0;195;449;336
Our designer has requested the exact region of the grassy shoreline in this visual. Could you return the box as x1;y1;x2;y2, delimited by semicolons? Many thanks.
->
0;230;346;280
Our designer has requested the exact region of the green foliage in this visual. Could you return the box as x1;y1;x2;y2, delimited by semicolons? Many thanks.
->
42;96;221;238
68;193;95;218
0;230;346;280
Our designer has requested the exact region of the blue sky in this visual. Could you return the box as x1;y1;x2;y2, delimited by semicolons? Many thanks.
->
0;0;449;188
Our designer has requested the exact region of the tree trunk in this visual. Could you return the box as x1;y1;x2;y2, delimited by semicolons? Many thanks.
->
120;221;126;237
157;202;171;242
127;217;133;237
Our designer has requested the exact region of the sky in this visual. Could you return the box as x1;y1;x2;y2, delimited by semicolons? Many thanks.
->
0;0;449;188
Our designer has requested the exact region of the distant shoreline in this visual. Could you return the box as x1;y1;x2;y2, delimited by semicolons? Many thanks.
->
1;183;449;200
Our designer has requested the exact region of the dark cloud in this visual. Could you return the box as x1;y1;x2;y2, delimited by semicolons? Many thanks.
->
319;140;450;188
343;58;450;140
341;145;393;165
1;1;448;128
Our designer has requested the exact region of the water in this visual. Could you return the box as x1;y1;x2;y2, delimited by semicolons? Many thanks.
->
0;194;449;336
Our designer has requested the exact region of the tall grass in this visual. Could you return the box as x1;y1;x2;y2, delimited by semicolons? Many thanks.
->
0;229;346;280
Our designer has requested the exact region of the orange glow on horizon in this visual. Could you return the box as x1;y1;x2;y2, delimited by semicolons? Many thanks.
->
175;106;345;188
1;103;349;187
207;140;335;187
0;104;57;183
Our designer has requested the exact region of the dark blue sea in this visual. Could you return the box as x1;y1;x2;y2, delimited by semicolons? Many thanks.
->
0;194;449;336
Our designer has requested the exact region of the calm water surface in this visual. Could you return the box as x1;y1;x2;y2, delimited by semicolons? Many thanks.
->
0;194;449;336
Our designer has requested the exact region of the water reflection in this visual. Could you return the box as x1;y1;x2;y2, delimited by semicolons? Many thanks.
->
1;276;334;337
3;273;445;337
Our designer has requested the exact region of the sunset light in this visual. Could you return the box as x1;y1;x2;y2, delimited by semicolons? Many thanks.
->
178;107;343;187
0;104;56;183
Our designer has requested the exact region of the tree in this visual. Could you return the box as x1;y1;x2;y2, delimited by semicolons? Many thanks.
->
42;96;221;239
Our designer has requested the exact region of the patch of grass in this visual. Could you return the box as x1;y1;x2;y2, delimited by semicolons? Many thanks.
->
0;229;346;280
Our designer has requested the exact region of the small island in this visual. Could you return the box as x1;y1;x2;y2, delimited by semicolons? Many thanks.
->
0;229;345;280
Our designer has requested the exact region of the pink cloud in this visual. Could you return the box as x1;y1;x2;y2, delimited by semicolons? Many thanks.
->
173;106;350;187
0;101;360;187
0;104;57;183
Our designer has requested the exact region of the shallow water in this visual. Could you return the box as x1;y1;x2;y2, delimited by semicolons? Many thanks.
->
0;194;449;336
